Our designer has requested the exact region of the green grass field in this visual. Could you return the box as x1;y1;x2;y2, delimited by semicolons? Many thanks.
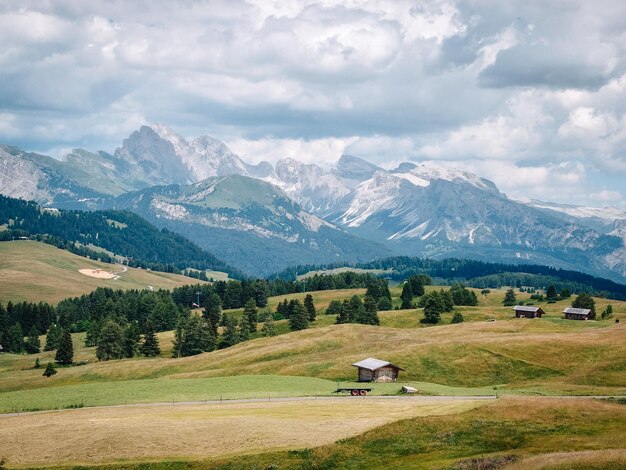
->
0;241;205;304
1;261;626;469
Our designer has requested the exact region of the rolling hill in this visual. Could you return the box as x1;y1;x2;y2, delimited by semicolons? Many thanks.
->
0;241;205;304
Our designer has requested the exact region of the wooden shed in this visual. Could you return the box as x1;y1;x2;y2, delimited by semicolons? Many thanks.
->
513;305;545;318
563;307;591;320
352;357;404;383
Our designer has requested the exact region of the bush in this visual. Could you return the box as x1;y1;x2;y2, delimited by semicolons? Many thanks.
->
43;362;57;377
451;312;464;324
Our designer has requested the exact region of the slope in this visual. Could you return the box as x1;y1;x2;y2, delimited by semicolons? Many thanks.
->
0;241;204;304
107;175;391;277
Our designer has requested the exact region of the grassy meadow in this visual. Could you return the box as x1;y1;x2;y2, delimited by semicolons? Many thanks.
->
1;253;626;469
0;241;205;304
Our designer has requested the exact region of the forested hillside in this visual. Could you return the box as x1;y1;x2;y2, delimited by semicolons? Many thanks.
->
275;256;626;299
0;195;240;277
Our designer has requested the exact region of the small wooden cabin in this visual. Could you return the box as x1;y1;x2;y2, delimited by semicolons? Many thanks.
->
513;305;545;318
352;357;404;383
563;307;591;320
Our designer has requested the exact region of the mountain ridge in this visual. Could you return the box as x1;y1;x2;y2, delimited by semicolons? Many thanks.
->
1;124;624;281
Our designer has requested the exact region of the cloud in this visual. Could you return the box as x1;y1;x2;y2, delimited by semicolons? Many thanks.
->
0;0;624;209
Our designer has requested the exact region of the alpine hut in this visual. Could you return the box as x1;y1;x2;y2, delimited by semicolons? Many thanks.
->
352;357;404;382
513;305;545;318
563;307;591;320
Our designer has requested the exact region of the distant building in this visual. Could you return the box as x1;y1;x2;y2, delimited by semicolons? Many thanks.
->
352;357;404;382
563;307;591;320
513;305;545;318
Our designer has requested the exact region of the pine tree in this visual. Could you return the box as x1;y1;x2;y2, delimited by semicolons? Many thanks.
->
140;319;161;357
546;285;558;300
361;295;380;325
25;325;41;354
239;315;252;341
96;319;124;361
6;322;24;353
304;294;316;322
44;324;63;351
0;303;10;347
325;300;343;316
440;289;454;311
123;321;142;358
219;314;240;349
503;288;517;306
203;292;222;337
243;299;258;332
43;362;57;377
400;282;414;309
253;280;270;307
84;320;100;347
408;275;425;296
261;316;277;336
422;293;444;324
289;301;309;331
336;299;353;324
55;330;74;365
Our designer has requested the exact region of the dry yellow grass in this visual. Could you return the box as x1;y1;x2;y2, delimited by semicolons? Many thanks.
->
504;449;626;469
0;241;205;304
0;397;484;467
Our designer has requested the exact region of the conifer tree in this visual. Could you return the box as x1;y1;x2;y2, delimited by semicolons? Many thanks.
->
304;294;317;322
239;314;252;341
141;319;161;357
408;275;426;296
400;282;414;309
243;298;258;332
44;324;63;351
0;303;10;347
55;329;74;365
601;304;613;319
362;295;380;325
253;280;270;307
219;314;240;349
289;301;309;331
422;293;444;324
503;288;517;306
203;292;222;336
123;321;142;358
546;285;558;300
336;299;353;324
84;320;100;347
326;300;343;316
6;322;24;353
43;362;57;377
25;325;41;354
96;319;124;361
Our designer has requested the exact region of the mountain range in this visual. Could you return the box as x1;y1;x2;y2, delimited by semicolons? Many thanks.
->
1;125;625;280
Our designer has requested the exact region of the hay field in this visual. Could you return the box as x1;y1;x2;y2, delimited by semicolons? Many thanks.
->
0;241;204;304
0;397;483;467
197;397;626;470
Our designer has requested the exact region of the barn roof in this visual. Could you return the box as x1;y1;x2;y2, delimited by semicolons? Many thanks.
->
513;305;543;313
352;357;405;371
563;307;591;315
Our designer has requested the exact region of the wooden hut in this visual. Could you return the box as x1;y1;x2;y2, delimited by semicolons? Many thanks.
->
513;305;545;318
352;357;404;382
563;307;591;320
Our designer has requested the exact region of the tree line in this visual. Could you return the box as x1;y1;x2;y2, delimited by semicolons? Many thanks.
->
273;256;626;300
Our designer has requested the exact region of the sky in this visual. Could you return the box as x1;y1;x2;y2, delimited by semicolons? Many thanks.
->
1;0;626;209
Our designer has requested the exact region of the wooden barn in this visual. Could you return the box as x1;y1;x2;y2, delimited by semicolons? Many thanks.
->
563;307;591;320
513;305;545;318
352;357;404;383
